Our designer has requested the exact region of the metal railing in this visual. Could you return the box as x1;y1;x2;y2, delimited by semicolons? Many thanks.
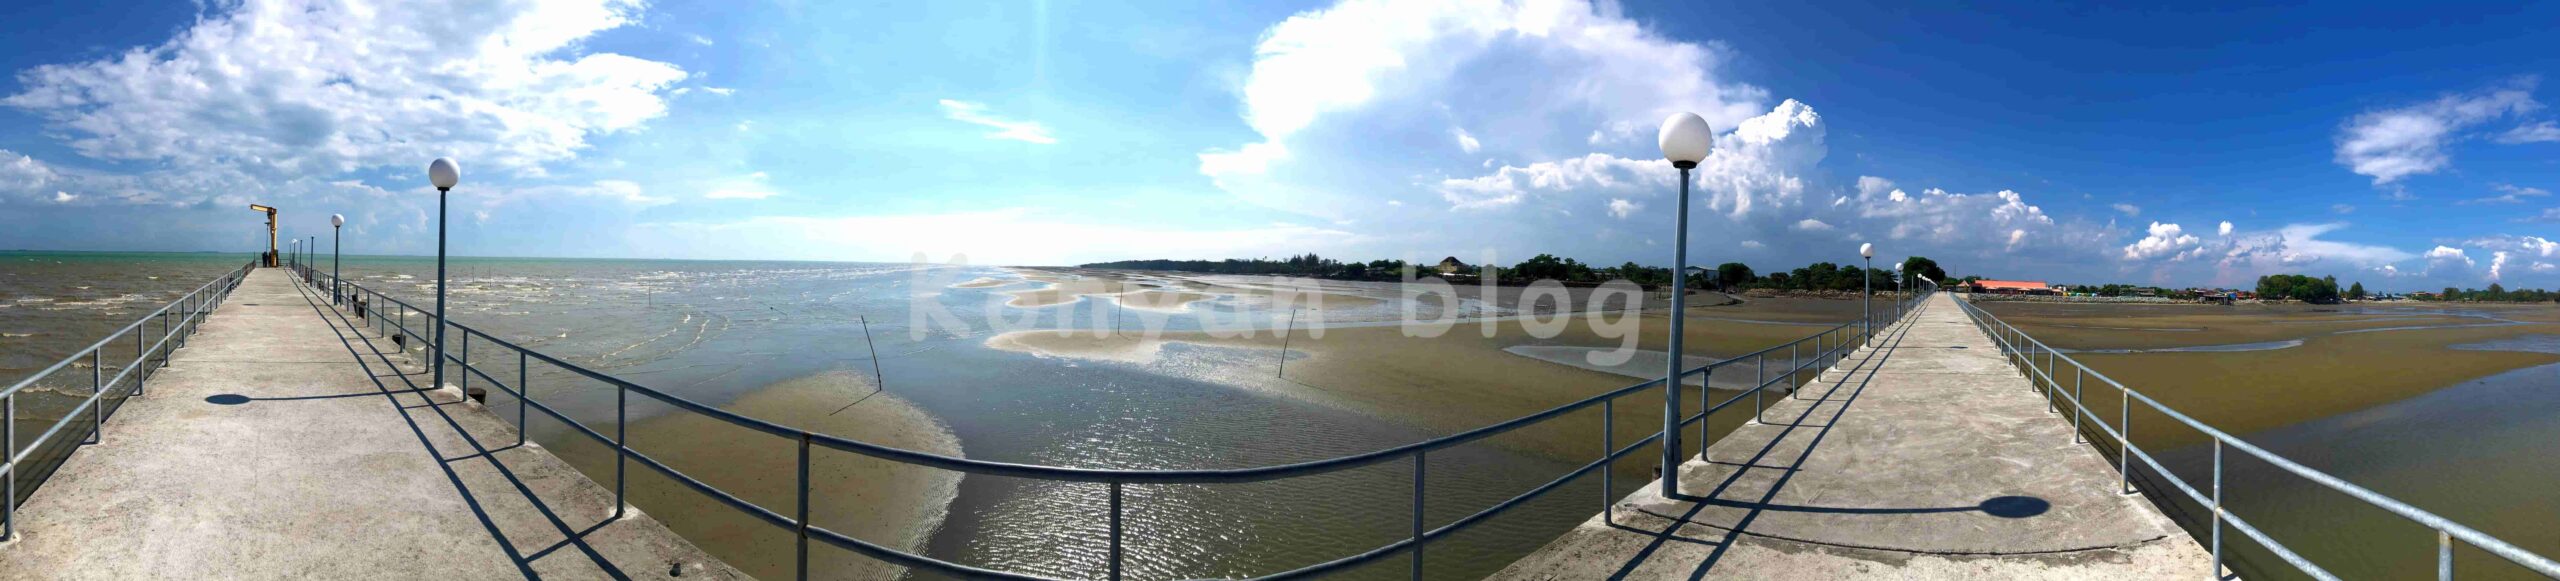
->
1953;296;2560;580
2;258;259;541
301;266;1931;580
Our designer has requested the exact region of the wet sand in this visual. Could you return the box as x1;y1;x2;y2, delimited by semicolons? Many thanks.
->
557;370;962;580
1977;301;2560;449
988;308;1859;463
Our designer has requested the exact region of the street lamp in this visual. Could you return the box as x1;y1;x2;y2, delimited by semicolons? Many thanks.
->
1893;262;1905;321
290;238;300;272
1656;111;1713;496
331;214;345;304
1861;243;1875;346
427;158;460;401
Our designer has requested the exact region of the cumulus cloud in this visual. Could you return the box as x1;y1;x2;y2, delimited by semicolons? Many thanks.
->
1856;176;1894;197
938;99;1058;144
2122;222;2201;261
1200;0;1768;220
2332;78;2541;185
1605;198;1639;219
2490;251;2511;281
1792;218;1833;231
1438;152;1671;210
3;0;686;179
2218;221;2234;236
2425;245;2475;276
1453;127;1482;154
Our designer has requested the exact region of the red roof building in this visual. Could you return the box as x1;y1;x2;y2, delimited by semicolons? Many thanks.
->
1968;280;2056;295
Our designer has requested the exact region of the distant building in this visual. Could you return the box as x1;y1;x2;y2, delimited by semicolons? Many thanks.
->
1967;280;2057;295
1435;256;1469;275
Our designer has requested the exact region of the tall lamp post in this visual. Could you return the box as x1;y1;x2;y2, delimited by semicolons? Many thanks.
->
427;158;460;400
1656;112;1714;496
331;214;345;304
290;238;300;272
1893;262;1905;321
1861;243;1875;345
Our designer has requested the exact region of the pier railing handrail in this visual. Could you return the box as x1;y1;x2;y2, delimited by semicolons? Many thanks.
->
303;263;1929;580
1951;296;2560;580
3;257;259;542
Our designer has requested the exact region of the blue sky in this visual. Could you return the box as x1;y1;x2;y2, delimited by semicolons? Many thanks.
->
2;1;2557;291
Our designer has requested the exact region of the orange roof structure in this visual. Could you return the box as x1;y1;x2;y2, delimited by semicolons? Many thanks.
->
1970;280;2051;292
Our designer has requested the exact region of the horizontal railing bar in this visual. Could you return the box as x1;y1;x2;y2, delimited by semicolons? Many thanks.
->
1952;297;2560;578
1;263;245;399
307;269;1914;578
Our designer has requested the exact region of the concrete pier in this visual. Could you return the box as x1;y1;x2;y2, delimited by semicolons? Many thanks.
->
1495;293;2213;579
0;269;738;579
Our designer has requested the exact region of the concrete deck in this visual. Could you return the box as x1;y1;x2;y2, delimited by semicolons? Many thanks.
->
0;269;740;580
1494;293;2214;579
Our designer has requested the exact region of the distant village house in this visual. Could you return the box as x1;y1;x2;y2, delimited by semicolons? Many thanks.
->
1967;280;2058;295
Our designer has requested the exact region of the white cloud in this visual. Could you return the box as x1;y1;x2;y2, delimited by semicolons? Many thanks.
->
2122;222;2201;261
1605;198;1639;219
2218;221;2234;236
2332;204;2356;214
703;87;737;96
937;99;1058;144
53;191;77;203
687;34;714;46
632;208;1363;265
2372;264;2402;278
2499;121;2560;144
1200;0;1768;219
2425;245;2475;276
2465;182;2552;205
3;0;686;179
2332;78;2540;185
1856;176;1894;197
1438;152;1671;210
1452;127;1482;154
2111;203;2141;217
1792;218;1833;231
2490;251;2511;281
1739;240;1764;249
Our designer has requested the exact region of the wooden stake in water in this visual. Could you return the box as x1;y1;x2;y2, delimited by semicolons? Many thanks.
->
860;315;884;392
1277;307;1299;378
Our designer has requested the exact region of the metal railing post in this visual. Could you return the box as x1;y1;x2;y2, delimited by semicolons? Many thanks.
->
2119;387;2131;495
797;432;812;581
5;394;14;541
518;351;530;448
89;349;102;445
2212;439;2224;578
1601;399;1613;525
1411;452;1426;580
1789;343;1800;399
459;332;471;400
614;384;627;520
1699;368;1713;462
1109;482;1125;581
2441;530;2455;581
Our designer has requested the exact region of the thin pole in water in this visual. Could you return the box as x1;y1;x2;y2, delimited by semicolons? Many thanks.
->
1277;307;1298;378
860;315;884;392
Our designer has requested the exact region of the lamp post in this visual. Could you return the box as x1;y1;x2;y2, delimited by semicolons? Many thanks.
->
1861;243;1875;346
331;214;345;304
1656;112;1713;496
1893;262;1905;321
427;158;460;400
290;238;300;272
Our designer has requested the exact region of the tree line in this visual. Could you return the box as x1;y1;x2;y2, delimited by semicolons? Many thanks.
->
1080;253;1950;292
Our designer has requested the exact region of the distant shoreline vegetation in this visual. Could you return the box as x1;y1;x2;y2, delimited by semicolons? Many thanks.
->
1076;253;1950;292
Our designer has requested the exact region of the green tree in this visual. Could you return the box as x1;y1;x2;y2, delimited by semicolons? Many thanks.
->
1898;256;1947;288
2348;281;2366;300
1715;263;1756;292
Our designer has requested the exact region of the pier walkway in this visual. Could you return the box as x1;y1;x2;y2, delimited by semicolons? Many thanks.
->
1496;293;2214;579
0;269;735;580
